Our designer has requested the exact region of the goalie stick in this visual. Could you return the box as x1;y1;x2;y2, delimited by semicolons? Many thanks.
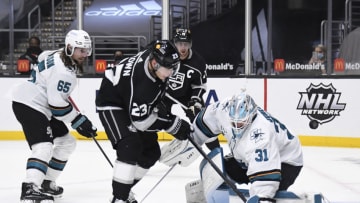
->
165;93;247;202
68;96;113;168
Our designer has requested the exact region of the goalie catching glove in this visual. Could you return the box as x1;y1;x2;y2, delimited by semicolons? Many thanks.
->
159;138;200;167
71;114;97;138
185;98;203;122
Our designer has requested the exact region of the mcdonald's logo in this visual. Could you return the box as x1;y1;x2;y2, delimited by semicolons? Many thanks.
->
17;59;30;73
274;59;285;72
95;59;107;73
334;58;345;72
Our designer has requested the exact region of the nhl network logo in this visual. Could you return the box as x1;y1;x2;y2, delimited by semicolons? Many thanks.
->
297;83;346;129
85;0;161;17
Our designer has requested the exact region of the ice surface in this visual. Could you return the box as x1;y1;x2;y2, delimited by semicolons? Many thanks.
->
1;140;359;203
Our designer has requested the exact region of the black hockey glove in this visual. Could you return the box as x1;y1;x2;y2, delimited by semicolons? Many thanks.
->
168;117;191;140
185;98;203;122
71;114;97;138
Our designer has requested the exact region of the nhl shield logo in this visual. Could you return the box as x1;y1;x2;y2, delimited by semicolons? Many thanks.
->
168;72;185;91
297;83;346;129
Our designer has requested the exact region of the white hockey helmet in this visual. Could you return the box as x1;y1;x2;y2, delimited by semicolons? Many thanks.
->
228;92;257;137
65;29;92;56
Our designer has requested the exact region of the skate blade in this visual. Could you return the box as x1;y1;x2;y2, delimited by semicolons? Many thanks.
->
51;194;62;199
43;193;63;199
21;200;54;203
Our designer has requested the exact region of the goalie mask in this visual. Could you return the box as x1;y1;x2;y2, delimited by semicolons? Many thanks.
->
228;93;257;138
65;29;92;57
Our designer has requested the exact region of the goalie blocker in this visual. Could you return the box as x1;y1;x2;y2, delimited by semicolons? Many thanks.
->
185;147;326;203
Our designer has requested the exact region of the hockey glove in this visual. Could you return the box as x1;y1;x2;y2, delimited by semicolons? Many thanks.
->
185;98;203;122
168;117;191;140
71;114;97;138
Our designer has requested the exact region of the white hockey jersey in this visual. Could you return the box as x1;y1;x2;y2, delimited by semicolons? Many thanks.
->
192;97;303;198
12;49;79;123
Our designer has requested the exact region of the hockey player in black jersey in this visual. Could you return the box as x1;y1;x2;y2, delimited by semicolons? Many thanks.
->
167;28;207;122
166;28;220;150
95;40;191;203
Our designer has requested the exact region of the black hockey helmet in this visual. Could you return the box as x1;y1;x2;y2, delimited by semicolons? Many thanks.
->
173;28;192;43
151;40;180;72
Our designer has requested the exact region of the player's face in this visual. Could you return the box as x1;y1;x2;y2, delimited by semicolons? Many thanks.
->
175;41;191;60
72;47;90;64
155;66;174;81
231;120;246;129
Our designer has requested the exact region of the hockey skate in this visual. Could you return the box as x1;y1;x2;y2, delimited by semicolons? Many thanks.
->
20;182;54;203
126;191;138;203
110;196;126;203
41;180;63;198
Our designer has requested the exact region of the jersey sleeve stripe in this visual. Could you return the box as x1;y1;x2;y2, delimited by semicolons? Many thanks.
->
248;169;281;183
49;103;73;117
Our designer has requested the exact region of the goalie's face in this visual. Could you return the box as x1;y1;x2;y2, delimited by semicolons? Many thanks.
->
230;118;250;137
231;120;247;129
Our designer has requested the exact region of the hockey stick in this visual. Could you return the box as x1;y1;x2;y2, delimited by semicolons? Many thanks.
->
165;93;247;202
165;93;188;109
68;96;114;168
139;164;176;203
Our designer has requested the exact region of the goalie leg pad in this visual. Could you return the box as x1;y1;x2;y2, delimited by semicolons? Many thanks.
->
207;187;229;203
230;189;325;203
199;147;229;203
185;180;206;203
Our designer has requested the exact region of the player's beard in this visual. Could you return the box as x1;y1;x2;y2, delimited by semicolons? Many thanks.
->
74;58;85;73
75;57;85;64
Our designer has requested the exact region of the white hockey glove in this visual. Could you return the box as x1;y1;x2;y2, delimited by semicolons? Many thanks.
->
159;138;200;167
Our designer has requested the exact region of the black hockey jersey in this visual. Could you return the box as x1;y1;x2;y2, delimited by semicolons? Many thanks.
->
95;49;174;132
166;49;207;106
